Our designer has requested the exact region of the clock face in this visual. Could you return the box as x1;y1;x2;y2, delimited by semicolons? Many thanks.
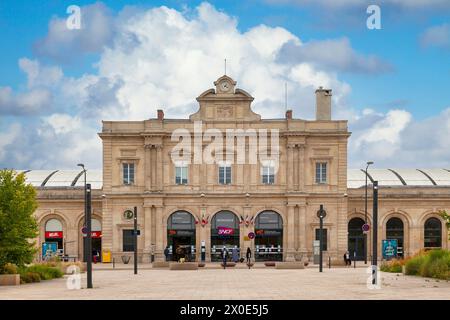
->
220;81;231;92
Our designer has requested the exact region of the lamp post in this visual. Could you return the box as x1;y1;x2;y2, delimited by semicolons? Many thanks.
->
86;183;93;288
134;206;138;275
317;205;327;273
77;163;87;262
364;161;373;264
372;181;379;285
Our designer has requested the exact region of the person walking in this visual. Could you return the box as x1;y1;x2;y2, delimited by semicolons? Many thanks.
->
344;250;351;267
246;247;252;269
232;247;239;263
222;247;228;269
164;246;169;261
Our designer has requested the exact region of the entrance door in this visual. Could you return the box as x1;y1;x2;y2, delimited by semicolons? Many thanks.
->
167;211;196;261
348;218;365;261
211;211;240;262
254;211;283;261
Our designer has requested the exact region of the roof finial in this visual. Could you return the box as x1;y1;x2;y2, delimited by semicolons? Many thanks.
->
224;58;227;75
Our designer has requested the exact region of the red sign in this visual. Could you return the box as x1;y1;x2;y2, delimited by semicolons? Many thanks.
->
83;231;102;238
45;231;63;239
256;229;264;235
168;230;177;235
217;226;234;235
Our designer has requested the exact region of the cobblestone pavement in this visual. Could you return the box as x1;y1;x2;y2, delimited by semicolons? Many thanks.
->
1;265;449;300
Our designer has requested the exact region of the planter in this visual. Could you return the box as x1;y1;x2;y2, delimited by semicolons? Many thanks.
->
0;274;20;286
198;263;205;267
221;262;236;267
121;256;131;264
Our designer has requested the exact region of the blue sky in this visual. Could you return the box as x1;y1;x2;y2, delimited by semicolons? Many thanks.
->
0;1;449;169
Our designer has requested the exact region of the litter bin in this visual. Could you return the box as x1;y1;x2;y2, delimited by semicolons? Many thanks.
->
102;250;111;263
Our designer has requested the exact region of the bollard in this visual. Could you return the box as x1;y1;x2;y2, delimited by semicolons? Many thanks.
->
113;257;115;269
353;252;356;269
328;256;331;269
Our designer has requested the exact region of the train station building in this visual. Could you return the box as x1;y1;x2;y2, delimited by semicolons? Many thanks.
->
19;75;449;263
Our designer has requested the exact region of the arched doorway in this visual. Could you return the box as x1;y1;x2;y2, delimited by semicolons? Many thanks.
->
167;211;196;261
255;211;283;261
386;217;404;258
44;218;64;256
210;210;240;262
348;218;365;261
424;217;442;248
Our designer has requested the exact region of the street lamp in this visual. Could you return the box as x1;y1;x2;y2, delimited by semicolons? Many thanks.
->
364;161;374;264
316;205;327;273
77;163;87;262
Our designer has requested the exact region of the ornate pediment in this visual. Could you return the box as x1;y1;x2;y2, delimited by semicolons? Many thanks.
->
190;75;261;121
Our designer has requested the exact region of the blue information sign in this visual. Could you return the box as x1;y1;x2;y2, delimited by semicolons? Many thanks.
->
42;242;58;259
382;239;398;259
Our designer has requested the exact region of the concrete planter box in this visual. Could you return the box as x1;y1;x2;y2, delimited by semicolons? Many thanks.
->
221;262;236;268
275;262;305;269
152;261;169;268
0;274;20;286
169;262;198;270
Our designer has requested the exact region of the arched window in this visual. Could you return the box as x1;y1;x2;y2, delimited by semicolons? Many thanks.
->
386;217;404;257
424;217;442;248
255;211;283;261
45;218;62;232
168;211;195;230
210;211;240;262
166;211;196;261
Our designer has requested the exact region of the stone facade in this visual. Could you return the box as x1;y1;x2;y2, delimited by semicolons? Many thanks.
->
30;75;449;263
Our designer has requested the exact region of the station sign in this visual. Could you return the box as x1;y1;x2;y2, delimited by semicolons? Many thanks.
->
217;226;234;235
45;231;63;239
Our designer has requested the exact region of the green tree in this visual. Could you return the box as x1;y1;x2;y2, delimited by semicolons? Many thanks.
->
0;170;38;271
439;210;450;240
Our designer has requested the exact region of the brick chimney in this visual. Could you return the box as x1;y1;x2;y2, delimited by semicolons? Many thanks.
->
157;109;164;121
315;87;332;120
285;109;292;120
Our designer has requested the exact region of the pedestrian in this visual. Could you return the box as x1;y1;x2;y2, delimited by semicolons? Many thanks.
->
176;245;183;262
232;247;239;263
246;247;252;265
344;250;351;266
164;246;169;261
222;247;228;269
246;247;252;269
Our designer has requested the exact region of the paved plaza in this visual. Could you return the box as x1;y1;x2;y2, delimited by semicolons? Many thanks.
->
1;263;449;300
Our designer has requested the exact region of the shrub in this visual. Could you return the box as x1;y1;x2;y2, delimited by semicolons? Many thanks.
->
380;259;403;273
20;272;41;284
0;262;18;274
405;254;426;276
26;264;64;280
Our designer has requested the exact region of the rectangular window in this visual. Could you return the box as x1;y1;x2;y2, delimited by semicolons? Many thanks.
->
218;165;232;184
123;163;135;185
175;166;188;185
315;162;327;184
122;229;135;252
261;165;275;184
315;228;328;251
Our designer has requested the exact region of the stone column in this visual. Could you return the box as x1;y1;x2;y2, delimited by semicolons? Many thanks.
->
151;147;157;191
299;205;307;253
144;206;152;263
285;204;296;261
145;145;152;191
154;206;164;261
287;145;294;191
156;145;163;191
298;145;305;191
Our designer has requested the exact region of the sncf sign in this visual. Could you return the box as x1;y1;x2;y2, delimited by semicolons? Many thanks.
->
45;231;63;239
217;227;234;236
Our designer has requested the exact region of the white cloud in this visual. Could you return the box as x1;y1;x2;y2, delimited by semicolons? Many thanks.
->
33;2;115;62
419;23;450;49
1;2;448;170
266;0;450;9
278;38;393;74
